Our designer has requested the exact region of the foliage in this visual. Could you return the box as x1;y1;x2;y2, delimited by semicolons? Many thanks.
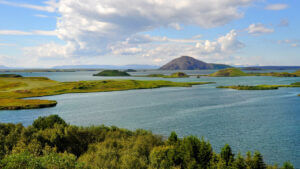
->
0;115;294;169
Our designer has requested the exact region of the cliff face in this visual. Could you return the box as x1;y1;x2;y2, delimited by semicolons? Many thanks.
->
160;56;231;70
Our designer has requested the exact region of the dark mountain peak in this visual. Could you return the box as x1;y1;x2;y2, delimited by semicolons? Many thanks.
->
160;56;231;70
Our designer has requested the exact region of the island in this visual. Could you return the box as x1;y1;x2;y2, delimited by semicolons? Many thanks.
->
145;72;189;78
0;74;23;78
209;68;300;77
0;114;294;169
209;68;248;77
0;76;214;110
217;82;300;90
93;70;130;76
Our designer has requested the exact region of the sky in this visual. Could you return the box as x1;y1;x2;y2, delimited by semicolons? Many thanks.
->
0;0;299;68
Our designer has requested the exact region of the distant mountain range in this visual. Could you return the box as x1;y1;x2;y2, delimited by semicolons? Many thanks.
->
242;66;300;70
52;64;159;69
160;56;231;70
0;65;9;69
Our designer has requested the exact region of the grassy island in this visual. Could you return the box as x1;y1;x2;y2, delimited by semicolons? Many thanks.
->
0;74;22;78
145;72;189;78
210;68;300;77
93;70;130;76
209;68;248;77
0;115;294;169
0;76;213;110
217;82;300;90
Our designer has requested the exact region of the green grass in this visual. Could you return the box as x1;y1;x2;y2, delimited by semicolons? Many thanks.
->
144;72;189;78
209;68;248;77
0;77;214;110
164;72;189;78
217;82;300;90
210;68;300;77
93;70;130;76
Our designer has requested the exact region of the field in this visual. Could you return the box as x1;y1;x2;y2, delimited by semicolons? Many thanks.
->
0;76;213;110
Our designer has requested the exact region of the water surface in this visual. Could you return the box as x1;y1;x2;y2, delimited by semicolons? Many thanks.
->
0;70;299;167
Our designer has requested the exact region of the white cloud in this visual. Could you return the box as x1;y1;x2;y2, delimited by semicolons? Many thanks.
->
23;42;75;59
0;43;15;47
34;14;49;18
278;39;299;48
19;0;254;66
51;0;254;57
265;4;288;11
0;30;57;36
246;23;274;36
0;0;58;12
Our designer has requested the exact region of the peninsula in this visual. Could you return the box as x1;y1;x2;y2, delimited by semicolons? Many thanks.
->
209;68;300;77
0;76;213;110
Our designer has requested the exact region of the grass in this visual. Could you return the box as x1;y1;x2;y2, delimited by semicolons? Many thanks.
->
217;82;300;90
143;72;189;78
210;68;300;77
93;70;130;76
0;77;214;110
209;68;249;77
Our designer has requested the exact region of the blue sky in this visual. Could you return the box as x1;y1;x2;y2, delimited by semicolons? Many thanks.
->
0;0;299;68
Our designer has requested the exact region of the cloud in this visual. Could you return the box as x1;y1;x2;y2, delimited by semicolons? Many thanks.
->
34;14;49;18
23;29;245;65
278;39;299;48
0;0;58;12
0;43;15;47
246;23;274;36
265;4;288;11
0;30;57;36
47;0;253;57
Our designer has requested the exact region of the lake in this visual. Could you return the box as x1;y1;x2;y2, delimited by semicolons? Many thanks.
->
0;70;299;167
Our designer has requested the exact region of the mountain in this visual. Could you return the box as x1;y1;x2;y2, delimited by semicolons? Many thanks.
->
160;56;231;70
0;65;9;69
52;64;159;69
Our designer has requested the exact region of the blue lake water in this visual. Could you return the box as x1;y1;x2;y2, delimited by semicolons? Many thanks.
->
0;70;299;167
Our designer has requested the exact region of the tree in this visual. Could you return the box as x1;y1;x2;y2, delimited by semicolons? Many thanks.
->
252;151;266;169
168;131;178;144
281;161;294;169
220;144;234;166
232;153;246;169
33;115;67;130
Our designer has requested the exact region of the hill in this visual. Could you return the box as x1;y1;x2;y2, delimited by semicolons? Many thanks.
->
160;56;231;70
209;68;248;77
93;70;130;76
